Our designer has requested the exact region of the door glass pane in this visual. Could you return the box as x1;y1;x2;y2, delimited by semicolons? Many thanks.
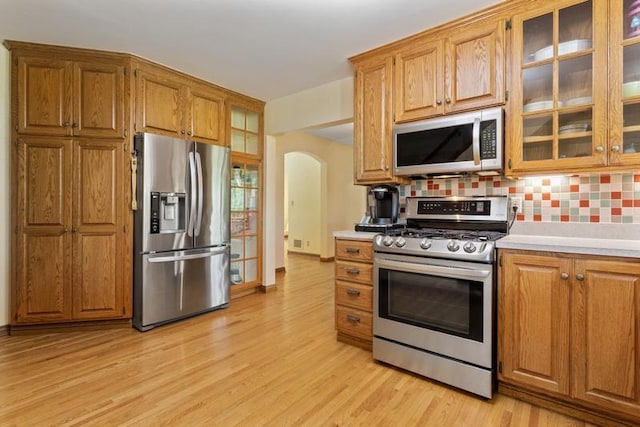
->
231;129;245;152
523;13;553;64
231;109;245;129
246;133;259;155
231;212;247;235
231;261;244;285
245;236;257;258
246;188;259;211
245;166;259;187
523;64;553;111
246;111;259;133
245;259;257;282
231;188;244;211
624;0;640;40
558;55;593;106
231;238;244;260
246;213;258;235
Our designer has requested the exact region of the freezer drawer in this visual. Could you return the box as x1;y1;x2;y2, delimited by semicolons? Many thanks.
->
133;246;230;331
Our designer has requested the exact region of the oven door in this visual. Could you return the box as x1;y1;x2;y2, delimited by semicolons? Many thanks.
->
374;252;493;368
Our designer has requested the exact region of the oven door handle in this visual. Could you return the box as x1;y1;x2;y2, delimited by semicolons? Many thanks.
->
376;258;491;281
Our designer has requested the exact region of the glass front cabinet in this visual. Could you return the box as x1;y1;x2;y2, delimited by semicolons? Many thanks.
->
229;104;263;292
509;0;607;173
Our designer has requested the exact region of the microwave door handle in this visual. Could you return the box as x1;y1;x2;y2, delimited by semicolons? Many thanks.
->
472;117;481;166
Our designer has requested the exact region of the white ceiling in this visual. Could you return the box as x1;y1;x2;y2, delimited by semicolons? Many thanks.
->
0;0;502;144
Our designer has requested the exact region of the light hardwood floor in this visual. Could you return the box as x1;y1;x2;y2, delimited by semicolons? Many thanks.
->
0;254;592;426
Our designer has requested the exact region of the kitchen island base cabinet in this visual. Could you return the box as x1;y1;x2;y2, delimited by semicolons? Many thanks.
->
499;249;640;426
334;238;374;350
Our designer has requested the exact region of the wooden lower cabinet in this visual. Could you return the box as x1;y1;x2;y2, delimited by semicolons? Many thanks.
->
13;137;130;326
334;238;374;349
499;249;640;425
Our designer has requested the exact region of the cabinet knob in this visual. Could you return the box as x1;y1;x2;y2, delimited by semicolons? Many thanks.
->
445;97;451;104
187;130;192;136
436;99;443;105
576;273;585;281
560;272;569;280
595;146;604;153
71;227;77;233
181;130;185;135
63;122;70;127
611;145;621;152
72;122;78;128
64;227;69;233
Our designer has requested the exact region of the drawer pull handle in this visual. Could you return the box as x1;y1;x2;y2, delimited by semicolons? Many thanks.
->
346;315;360;323
346;268;360;275
345;247;360;254
346;289;361;296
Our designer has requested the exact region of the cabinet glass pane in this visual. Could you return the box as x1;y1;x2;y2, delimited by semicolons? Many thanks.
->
246;133;259;155
623;44;640;93
624;103;640;152
231;129;245;152
558;55;593;105
523;115;553;138
231;188;245;211
231;109;245;129
246;188;259;211
559;136;592;159
559;108;592;159
523;13;553;64
231;238;244;260
624;0;640;40
245;235;257;258
523;64;553;110
523;141;553;161
558;1;592;45
231;261;244;285
245;259;258;282
246;212;258;235
231;212;247;235
245;166;259;187
246;111;259;133
232;166;244;186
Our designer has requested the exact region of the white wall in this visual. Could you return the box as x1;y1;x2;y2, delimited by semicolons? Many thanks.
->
1;46;10;327
274;133;366;269
285;152;321;255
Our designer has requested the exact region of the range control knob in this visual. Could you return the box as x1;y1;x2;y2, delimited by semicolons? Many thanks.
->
395;237;406;248
447;240;460;252
463;242;477;253
419;238;432;250
382;236;394;247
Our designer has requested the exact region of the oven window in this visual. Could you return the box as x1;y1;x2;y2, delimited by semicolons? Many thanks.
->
378;268;483;342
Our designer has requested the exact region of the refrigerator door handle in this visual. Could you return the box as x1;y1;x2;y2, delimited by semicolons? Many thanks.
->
195;151;204;236
148;246;228;263
187;151;197;236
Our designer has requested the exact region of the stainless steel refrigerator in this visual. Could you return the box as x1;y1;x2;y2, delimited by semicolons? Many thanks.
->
132;132;230;331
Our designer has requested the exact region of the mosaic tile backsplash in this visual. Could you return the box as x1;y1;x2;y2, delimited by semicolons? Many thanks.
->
399;173;640;224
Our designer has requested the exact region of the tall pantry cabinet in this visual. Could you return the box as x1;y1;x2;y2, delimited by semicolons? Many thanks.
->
6;42;132;328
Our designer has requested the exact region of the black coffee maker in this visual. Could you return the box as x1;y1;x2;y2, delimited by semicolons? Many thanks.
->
355;185;403;231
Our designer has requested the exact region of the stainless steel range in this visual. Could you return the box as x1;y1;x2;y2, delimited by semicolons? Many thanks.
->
373;196;510;399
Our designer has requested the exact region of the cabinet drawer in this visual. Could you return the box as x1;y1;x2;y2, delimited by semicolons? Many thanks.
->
335;281;372;311
335;260;373;284
335;239;373;262
335;306;372;340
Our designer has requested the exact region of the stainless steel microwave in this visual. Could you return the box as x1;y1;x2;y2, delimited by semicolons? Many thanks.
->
393;107;504;177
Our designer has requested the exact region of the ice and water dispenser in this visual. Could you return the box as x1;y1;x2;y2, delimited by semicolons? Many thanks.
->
149;192;186;234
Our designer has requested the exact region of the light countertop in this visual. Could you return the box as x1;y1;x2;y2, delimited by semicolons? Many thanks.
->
333;231;378;241
497;222;640;258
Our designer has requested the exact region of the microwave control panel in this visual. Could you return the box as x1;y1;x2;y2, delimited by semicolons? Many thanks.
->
480;120;497;160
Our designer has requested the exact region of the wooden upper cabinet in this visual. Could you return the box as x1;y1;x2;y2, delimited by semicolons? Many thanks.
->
185;84;225;145
499;252;572;395
14;137;73;323
354;55;405;185
16;56;126;138
571;259;640;418
395;40;443;122
135;64;226;145
394;18;505;122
